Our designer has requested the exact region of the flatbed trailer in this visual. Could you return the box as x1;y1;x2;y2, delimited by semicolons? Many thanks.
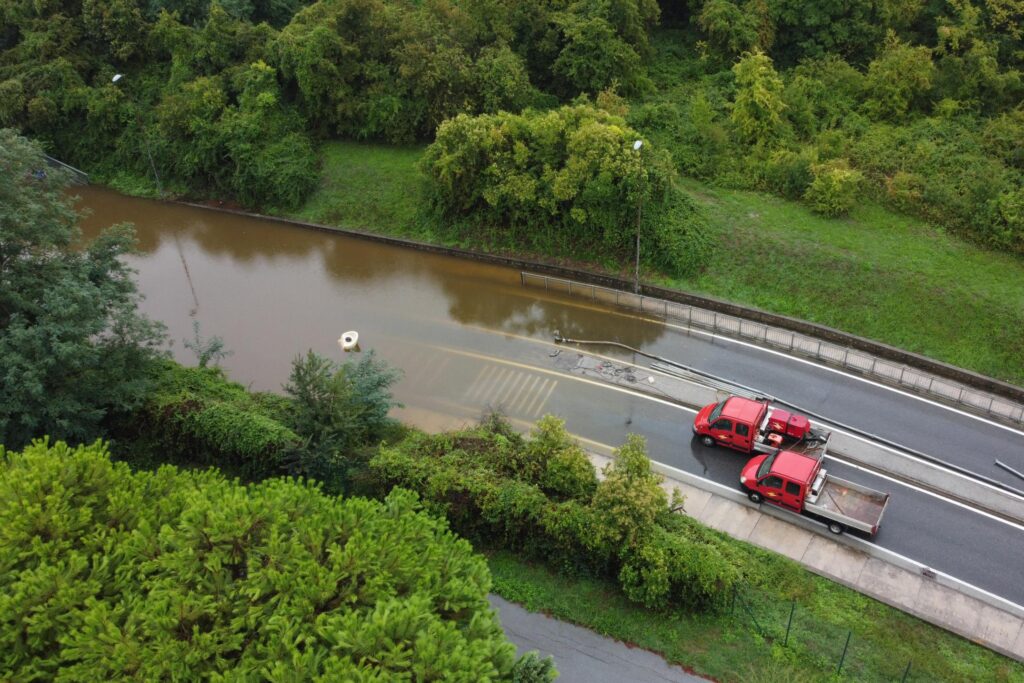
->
804;469;891;535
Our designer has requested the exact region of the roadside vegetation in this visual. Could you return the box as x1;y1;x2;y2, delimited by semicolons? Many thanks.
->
2;134;1020;681
488;550;1024;683
367;414;1024;682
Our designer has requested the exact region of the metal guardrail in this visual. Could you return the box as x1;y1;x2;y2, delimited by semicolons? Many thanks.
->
522;271;1024;427
42;154;89;184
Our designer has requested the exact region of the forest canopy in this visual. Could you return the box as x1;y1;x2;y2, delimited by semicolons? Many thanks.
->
2;0;1022;248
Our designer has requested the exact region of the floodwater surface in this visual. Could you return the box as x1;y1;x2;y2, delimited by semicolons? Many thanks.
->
75;186;665;397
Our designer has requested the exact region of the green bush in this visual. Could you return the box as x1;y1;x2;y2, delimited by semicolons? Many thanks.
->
588;434;667;555
803;159;863;216
421;104;678;262
370;417;738;612
113;360;299;478
283;349;402;491
0;440;526;681
982;109;1024;170
648;186;713;277
529;416;598;499
763;148;816;199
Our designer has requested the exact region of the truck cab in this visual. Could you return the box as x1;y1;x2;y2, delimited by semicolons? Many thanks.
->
693;397;766;452
739;451;819;512
693;396;816;455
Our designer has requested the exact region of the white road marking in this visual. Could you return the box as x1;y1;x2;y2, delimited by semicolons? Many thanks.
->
511;375;543;413
466;365;495;402
524;379;554;416
425;342;1024;533
455;323;1024;503
515;286;1024;437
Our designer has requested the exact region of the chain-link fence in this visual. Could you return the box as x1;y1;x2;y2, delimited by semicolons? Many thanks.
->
729;581;920;681
520;272;1024;427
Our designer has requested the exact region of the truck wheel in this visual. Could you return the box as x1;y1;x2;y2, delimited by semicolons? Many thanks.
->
701;435;715;448
828;521;845;535
748;491;764;504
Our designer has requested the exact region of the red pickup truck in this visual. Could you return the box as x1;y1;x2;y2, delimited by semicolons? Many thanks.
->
693;395;828;459
694;396;890;536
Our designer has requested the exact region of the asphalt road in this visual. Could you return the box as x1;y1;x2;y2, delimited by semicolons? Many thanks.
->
76;189;1024;608
627;317;1024;486
490;595;711;683
383;326;1024;607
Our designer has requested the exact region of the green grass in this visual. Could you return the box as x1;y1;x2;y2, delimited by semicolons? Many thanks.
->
288;141;428;237
669;180;1024;383
286;141;1024;385
487;549;1024;683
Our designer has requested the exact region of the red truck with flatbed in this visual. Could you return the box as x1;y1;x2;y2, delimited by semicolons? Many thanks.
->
694;396;890;536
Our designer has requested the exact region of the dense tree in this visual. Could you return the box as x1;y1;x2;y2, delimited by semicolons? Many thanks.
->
422;103;708;275
730;50;788;146
0;440;534;680
0;130;165;449
863;31;935;120
283;349;402;490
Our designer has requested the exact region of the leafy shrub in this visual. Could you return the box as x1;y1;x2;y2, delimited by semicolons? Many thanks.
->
511;651;559;683
589;434;667;555
283;349;402;491
0;440;525;681
763;148;816;199
116;360;299;478
730;50;788;148
982;109;1024;170
648;186;713;277
862;32;934;121
884;170;927;213
370;417;738;612
529;415;598;499
422;104;677;261
803;159;864;216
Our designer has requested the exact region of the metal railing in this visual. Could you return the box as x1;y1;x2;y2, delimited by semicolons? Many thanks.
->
521;271;1024;427
42;154;89;184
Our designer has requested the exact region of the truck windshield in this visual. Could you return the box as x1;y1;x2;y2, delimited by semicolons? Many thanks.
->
708;402;725;423
757;453;777;479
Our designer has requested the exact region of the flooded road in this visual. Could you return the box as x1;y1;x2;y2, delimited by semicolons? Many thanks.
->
76;186;665;401
75;187;1024;606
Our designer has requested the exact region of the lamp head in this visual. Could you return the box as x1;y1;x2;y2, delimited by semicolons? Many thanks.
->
633;140;643;151
112;74;124;83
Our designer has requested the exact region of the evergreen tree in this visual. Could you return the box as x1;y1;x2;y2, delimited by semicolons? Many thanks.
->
0;130;165;449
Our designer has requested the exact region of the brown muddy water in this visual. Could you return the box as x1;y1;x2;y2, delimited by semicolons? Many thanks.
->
75;187;665;404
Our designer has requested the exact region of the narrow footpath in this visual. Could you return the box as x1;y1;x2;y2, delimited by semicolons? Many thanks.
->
491;595;711;683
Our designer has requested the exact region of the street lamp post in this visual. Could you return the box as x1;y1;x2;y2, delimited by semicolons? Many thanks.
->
632;139;643;294
112;73;163;197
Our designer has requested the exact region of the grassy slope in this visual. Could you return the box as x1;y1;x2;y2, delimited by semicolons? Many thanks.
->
289;141;1024;385
670;180;1024;382
488;550;1024;683
288;141;427;237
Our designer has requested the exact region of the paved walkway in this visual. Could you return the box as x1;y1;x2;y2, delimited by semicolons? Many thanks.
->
607;453;1024;663
490;595;711;683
